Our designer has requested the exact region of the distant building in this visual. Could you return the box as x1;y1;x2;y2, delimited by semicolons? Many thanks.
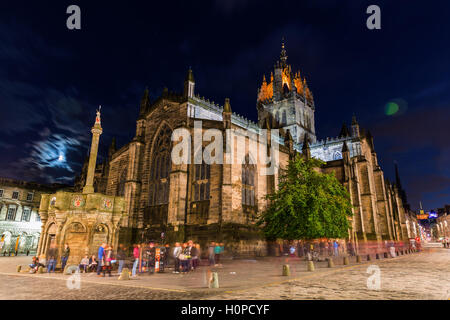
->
0;178;67;255
436;205;450;239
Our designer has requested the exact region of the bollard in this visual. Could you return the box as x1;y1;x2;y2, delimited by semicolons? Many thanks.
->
367;254;371;261
376;253;380;260
356;255;362;263
343;256;349;265
307;261;315;272
282;264;291;276
16;265;21;273
384;252;388;258
38;266;44;274
209;272;219;288
327;258;335;268
119;268;130;280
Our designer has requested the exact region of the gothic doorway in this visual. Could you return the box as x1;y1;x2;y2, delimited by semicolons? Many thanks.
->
64;222;88;264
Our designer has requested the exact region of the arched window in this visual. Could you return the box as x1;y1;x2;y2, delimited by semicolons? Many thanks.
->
146;125;172;225
282;110;287;125
193;163;210;201
116;168;127;196
242;155;256;207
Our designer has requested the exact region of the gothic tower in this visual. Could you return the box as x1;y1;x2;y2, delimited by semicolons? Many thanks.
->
257;39;316;144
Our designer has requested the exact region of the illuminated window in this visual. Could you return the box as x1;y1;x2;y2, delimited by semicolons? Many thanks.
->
193;163;210;201
12;191;19;200
35;213;41;222
242;155;256;206
22;207;31;222
6;206;17;221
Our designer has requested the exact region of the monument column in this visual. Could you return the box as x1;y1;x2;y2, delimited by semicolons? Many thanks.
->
83;107;103;194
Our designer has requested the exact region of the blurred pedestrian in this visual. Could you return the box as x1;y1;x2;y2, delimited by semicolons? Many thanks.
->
103;245;114;277
208;242;215;266
333;240;339;257
214;243;222;266
132;244;140;277
61;244;70;271
97;243;106;276
172;242;181;273
117;244;126;274
46;243;57;273
192;243;201;269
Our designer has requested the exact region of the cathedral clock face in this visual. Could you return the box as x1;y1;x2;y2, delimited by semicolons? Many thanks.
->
72;195;84;208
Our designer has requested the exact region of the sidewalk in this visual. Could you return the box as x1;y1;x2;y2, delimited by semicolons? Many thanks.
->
0;252;415;293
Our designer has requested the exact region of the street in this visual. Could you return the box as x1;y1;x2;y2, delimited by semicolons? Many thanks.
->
0;243;448;300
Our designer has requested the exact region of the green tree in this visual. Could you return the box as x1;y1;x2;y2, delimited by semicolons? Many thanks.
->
257;156;353;240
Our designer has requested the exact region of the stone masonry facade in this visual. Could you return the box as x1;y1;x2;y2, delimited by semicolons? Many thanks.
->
74;43;418;255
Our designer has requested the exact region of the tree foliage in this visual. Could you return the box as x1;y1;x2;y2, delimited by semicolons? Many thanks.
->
257;156;353;240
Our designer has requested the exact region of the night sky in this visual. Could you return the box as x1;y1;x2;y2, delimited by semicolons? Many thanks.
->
0;0;449;211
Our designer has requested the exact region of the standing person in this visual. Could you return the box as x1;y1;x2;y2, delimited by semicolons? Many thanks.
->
132;244;140;277
319;240;325;257
180;243;188;273
61;244;70;271
103;245;114;277
289;243;296;257
297;240;303;258
191;243;200;270
117;244;126;274
46;243;57;273
208;242;215;266
147;242;156;274
97;243;106;276
163;243;170;271
172;242;181;273
185;241;194;271
333;240;339;257
347;241;355;256
214;243;221;266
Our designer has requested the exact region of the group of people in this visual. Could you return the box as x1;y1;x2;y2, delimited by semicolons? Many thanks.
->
442;238;450;248
29;240;227;276
279;239;351;261
130;240;224;277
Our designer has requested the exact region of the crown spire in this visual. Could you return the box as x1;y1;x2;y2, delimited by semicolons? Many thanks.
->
280;37;288;66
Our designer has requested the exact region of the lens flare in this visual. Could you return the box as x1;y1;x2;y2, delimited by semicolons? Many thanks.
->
385;102;399;115
384;98;408;116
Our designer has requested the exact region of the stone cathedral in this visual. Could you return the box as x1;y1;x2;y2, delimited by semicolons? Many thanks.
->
74;43;418;255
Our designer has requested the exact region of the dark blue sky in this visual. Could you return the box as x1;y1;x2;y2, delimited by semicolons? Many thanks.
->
0;0;449;211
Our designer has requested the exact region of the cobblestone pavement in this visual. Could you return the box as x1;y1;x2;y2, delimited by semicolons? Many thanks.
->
210;245;450;300
0;244;448;300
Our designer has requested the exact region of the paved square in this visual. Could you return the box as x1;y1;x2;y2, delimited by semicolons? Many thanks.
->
0;244;448;300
